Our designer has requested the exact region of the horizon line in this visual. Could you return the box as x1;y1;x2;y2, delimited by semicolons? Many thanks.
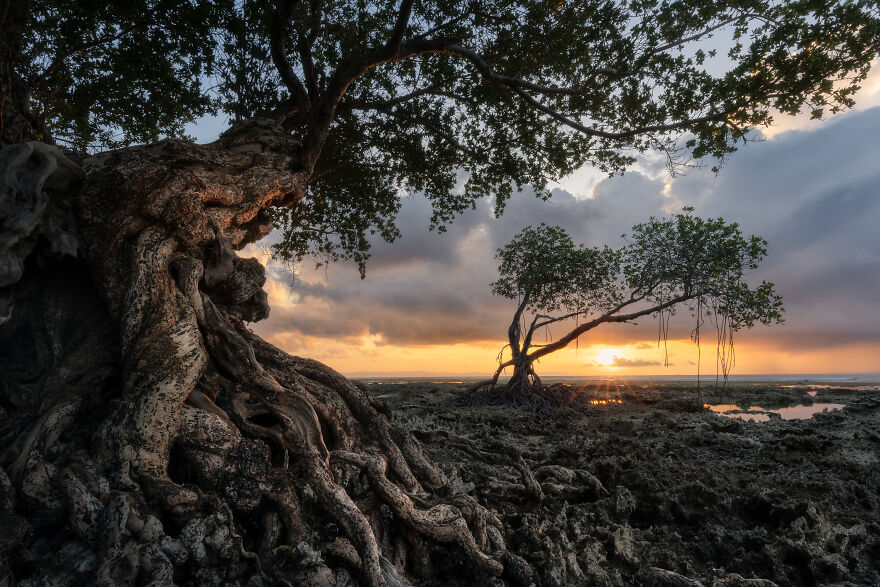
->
347;371;880;379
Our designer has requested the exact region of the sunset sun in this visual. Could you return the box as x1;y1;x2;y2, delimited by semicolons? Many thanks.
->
594;348;621;367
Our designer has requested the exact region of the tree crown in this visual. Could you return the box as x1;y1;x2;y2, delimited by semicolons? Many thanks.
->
13;0;880;271
492;210;784;331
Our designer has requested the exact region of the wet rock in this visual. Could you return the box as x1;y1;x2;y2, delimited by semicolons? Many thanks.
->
160;535;189;565
181;513;235;565
293;564;337;586
579;540;612;583
644;566;704;586
712;573;778;586
709;418;743;434
613;486;637;520
610;525;639;565
747;489;808;528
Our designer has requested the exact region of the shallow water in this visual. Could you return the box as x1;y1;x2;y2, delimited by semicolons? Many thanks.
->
706;402;845;421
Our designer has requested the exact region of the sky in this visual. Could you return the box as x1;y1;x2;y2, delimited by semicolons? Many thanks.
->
193;64;880;378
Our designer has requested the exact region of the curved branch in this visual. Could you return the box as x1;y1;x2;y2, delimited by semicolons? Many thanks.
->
300;1;422;168
270;0;310;112
526;292;697;363
507;290;530;358
386;0;417;56
303;9;751;171
294;13;319;101
530;291;651;332
651;12;777;54
442;43;727;140
348;87;474;111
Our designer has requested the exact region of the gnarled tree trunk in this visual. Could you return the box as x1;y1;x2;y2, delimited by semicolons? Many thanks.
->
0;123;531;585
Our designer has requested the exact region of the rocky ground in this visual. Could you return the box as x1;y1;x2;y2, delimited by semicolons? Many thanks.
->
370;379;880;586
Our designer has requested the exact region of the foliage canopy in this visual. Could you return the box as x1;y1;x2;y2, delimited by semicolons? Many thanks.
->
11;0;880;270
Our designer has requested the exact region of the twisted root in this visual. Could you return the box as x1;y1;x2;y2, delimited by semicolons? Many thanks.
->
1;134;527;585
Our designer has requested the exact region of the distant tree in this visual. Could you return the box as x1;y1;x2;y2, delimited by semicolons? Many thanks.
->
475;210;784;408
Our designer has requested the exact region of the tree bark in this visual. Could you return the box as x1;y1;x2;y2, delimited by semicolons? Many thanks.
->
0;0;42;145
0;121;517;585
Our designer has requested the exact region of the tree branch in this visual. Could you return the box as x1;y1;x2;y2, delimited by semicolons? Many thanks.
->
347;87;473;111
386;0;417;56
651;12;778;54
442;43;728;140
295;19;319;101
270;0;310;112
300;2;423;169
527;292;699;363
508;290;530;358
418;8;472;39
303;13;744;172
40;27;135;81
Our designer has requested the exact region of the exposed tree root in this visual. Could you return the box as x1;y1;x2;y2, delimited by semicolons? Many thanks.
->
463;379;592;414
0;131;532;585
414;430;607;505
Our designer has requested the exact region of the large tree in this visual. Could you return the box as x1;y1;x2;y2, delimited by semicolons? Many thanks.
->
0;0;877;585
473;213;784;410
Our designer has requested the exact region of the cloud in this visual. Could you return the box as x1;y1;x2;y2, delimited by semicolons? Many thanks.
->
252;105;880;362
666;107;880;347
254;172;670;347
597;356;664;367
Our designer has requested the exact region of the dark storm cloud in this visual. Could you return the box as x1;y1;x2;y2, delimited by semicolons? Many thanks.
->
668;108;880;349
255;106;880;354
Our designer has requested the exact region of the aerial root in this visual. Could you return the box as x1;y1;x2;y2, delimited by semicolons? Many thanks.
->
10;282;522;586
333;450;505;577
462;380;587;413
252;340;446;491
415;430;607;503
413;430;543;502
5;399;81;484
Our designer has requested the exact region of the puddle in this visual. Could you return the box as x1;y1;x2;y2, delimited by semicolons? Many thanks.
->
706;403;845;421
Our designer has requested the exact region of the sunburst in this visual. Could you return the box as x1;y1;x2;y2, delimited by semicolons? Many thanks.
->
593;348;621;367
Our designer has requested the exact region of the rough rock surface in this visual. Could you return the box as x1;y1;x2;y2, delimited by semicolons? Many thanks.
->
383;381;880;585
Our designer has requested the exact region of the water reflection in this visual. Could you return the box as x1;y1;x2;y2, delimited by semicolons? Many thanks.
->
706;402;845;422
590;399;623;405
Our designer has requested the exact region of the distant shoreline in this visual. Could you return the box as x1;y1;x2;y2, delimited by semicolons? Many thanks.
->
353;373;880;383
